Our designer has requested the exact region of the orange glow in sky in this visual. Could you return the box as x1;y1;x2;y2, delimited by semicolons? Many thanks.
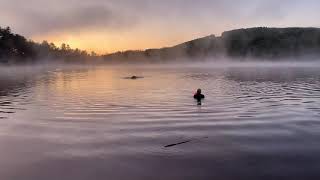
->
31;28;214;55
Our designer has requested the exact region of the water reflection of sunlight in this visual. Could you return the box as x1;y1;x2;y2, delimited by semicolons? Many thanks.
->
35;67;185;106
53;69;116;95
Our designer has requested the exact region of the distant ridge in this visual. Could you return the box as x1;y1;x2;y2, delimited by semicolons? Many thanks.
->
104;27;320;62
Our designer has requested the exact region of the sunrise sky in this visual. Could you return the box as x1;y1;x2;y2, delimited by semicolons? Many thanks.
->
1;0;320;54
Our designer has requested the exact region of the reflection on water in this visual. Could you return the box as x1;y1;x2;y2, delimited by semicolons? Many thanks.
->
1;65;320;180
0;75;33;119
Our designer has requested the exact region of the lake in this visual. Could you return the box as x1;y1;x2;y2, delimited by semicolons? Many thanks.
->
1;63;320;180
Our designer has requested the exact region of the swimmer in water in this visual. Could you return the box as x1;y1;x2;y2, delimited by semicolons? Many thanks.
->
194;89;205;105
125;76;143;79
194;89;205;100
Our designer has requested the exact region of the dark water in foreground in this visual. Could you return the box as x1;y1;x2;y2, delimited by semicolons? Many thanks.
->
1;64;320;180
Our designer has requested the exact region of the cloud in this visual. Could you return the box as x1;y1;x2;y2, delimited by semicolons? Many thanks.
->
0;1;139;36
29;6;136;35
1;0;320;52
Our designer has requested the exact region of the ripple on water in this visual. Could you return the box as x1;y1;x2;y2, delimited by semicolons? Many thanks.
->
1;66;320;180
0;111;15;114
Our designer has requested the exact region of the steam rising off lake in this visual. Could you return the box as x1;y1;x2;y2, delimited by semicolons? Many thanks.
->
1;63;320;180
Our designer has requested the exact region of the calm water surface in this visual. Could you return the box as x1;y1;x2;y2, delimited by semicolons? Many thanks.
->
1;64;320;180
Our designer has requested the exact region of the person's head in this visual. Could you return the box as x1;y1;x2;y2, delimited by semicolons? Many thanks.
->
197;89;202;94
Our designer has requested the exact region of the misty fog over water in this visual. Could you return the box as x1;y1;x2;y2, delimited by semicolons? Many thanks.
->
1;62;320;180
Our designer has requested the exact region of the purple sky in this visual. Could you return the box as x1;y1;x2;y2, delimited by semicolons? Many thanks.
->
1;0;320;53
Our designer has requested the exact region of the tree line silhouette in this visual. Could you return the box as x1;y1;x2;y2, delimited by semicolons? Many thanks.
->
0;26;97;64
2;26;320;64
